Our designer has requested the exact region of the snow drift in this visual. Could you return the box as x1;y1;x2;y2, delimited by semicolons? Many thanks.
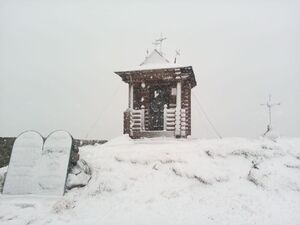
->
0;136;300;225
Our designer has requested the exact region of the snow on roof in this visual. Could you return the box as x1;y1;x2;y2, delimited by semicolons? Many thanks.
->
116;49;191;72
140;49;169;65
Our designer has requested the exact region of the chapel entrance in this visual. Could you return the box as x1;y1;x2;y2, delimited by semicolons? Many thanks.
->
149;85;170;130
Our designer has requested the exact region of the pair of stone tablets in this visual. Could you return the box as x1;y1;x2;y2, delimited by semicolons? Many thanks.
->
3;130;73;196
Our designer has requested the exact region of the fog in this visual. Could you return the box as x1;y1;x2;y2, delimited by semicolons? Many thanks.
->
0;0;299;140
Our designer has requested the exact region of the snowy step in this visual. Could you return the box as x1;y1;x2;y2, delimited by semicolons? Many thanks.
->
139;131;174;138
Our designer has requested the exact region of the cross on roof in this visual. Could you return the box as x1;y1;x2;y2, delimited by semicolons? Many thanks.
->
152;34;167;54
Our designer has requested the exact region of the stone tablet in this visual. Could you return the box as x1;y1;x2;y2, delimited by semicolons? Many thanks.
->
36;130;72;196
3;131;43;195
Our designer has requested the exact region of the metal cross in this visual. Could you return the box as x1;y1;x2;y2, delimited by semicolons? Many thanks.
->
152;33;167;54
261;95;280;136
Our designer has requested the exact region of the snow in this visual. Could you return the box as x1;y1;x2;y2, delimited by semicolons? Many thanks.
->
116;49;191;72
118;62;191;73
1;136;300;225
66;159;91;189
140;49;170;65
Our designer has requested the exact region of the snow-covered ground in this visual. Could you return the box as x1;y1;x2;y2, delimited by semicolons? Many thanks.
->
0;136;300;225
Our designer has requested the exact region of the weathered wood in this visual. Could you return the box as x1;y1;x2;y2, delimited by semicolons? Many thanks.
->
124;110;130;134
115;66;196;88
117;65;196;138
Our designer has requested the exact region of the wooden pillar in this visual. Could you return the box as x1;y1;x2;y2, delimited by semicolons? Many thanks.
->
175;78;181;137
141;105;145;131
128;83;134;136
128;84;131;108
129;83;134;109
163;104;167;131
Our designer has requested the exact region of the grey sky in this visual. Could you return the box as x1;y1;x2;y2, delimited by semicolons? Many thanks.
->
0;0;299;139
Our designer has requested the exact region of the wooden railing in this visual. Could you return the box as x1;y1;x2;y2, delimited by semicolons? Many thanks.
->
130;109;143;132
180;108;187;136
163;105;187;136
164;105;176;131
124;108;144;135
124;105;188;137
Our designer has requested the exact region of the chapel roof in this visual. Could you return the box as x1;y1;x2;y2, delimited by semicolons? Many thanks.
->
140;49;169;65
115;47;197;88
116;49;190;72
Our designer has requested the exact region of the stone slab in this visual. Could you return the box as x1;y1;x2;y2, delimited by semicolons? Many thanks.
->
3;131;43;195
36;130;72;196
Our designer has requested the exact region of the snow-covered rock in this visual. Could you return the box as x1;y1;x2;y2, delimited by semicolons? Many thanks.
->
0;136;300;225
263;129;280;142
0;166;7;193
66;159;91;189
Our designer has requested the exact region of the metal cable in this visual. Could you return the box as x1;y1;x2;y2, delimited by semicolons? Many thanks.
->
192;92;222;139
85;85;121;138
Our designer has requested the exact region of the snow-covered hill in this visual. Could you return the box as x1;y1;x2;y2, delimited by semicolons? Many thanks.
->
0;136;300;225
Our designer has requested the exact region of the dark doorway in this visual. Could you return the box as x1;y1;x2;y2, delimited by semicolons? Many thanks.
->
149;86;170;130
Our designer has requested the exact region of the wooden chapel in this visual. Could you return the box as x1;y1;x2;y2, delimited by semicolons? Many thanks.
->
115;42;197;138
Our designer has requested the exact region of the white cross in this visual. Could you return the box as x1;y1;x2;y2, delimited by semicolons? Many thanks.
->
152;33;167;54
261;95;280;136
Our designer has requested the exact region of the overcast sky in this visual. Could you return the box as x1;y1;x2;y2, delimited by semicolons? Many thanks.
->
0;0;299;140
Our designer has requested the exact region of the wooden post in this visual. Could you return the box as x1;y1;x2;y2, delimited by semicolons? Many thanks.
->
128;83;131;108
128;83;134;136
129;83;134;109
163;104;167;131
141;105;145;131
175;78;181;137
180;108;186;137
129;110;133;137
